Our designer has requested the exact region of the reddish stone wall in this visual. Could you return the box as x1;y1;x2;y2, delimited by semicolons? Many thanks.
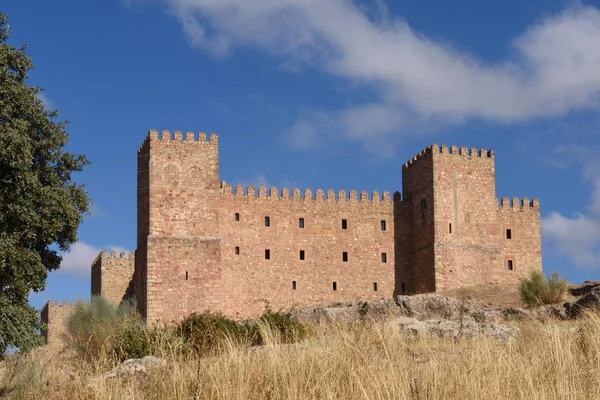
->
219;186;399;317
129;130;542;323
141;130;222;323
91;250;135;306
40;300;76;349
402;150;435;293
497;198;542;280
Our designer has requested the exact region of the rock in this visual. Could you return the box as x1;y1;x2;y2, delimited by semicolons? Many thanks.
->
102;356;166;380
395;294;464;319
394;316;518;341
565;287;600;318
501;307;531;321
569;281;600;296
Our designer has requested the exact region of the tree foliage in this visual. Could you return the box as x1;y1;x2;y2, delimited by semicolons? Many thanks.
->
0;13;90;355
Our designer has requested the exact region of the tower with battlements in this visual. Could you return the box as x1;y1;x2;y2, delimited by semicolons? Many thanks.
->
41;129;542;334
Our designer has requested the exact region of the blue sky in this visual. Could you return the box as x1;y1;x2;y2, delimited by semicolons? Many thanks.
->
4;0;600;310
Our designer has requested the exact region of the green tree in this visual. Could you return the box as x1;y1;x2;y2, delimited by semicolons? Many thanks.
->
0;13;90;355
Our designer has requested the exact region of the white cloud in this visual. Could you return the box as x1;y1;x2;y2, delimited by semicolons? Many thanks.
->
36;92;54;110
235;173;272;189
58;242;130;278
134;1;600;153
542;147;600;269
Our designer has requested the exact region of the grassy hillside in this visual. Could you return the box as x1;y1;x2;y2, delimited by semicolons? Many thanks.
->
2;310;600;399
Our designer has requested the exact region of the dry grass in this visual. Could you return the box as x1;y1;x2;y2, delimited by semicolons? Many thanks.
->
3;313;600;399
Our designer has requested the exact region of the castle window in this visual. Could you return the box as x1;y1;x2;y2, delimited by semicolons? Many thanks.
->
507;260;514;271
299;218;305;228
342;252;348;262
380;220;387;231
381;253;387;263
265;216;271;227
373;282;378;292
401;283;406;293
299;250;305;260
420;199;427;218
185;271;188;281
342;219;348;229
235;213;240;221
506;229;512;239
292;281;297;290
265;249;271;260
235;246;240;255
449;223;452;233
333;282;337;291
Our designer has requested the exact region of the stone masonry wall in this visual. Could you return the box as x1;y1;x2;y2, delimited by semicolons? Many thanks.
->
141;130;223;324
402;149;436;294
497;198;542;280
130;129;542;323
91;250;135;306
219;185;400;317
41;300;77;349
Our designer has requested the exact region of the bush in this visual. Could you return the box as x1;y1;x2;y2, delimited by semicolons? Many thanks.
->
177;310;308;353
520;270;567;307
254;310;307;345
66;296;169;362
178;311;251;354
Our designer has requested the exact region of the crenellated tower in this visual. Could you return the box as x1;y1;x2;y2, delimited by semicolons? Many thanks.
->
401;144;541;293
135;129;223;323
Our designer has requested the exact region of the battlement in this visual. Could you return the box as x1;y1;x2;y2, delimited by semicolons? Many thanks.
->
403;143;494;169
498;197;540;209
220;181;400;202
138;129;218;153
42;299;77;309
92;249;135;266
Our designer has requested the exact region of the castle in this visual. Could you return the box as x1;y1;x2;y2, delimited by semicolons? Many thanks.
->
41;129;542;345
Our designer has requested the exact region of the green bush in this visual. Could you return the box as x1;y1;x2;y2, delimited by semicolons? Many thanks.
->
177;310;308;353
254;310;307;345
177;311;251;354
66;296;168;362
520;270;567;307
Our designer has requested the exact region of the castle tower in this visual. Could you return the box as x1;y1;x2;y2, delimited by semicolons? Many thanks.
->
135;130;223;323
401;144;539;293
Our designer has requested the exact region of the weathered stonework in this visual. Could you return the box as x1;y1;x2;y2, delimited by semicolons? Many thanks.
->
42;130;543;333
91;249;135;306
40;300;77;348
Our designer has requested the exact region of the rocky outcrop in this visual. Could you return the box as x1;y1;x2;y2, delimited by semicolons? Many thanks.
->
102;356;166;379
564;287;600;318
394;316;519;341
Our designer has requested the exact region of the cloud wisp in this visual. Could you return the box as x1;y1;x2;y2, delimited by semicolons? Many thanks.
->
133;0;600;153
57;242;131;278
543;146;600;270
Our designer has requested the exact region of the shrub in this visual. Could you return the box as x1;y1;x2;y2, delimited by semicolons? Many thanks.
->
177;312;251;354
254;310;307;345
177;310;308;353
520;270;567;307
66;296;172;362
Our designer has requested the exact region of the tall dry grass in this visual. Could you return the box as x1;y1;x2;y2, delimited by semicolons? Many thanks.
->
4;313;600;399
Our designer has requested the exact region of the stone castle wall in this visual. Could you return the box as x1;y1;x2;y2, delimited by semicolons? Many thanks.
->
91;250;135;306
40;300;77;349
76;129;543;326
218;185;406;317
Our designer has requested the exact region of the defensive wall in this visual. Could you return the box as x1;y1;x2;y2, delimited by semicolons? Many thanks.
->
91;250;135;306
40;300;77;348
41;129;543;332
